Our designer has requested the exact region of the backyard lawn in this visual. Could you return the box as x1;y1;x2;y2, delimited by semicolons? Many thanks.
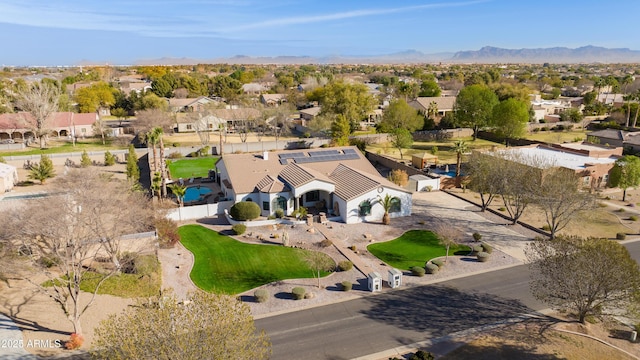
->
179;225;333;294
368;230;470;270
168;157;218;179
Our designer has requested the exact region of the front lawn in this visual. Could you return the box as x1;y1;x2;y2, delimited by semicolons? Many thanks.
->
367;230;470;270
168;157;218;179
179;225;333;294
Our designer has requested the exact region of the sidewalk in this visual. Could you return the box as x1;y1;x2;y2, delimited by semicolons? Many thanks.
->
315;223;375;276
0;314;37;359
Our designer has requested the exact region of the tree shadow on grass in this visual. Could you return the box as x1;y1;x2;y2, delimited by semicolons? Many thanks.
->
360;284;534;336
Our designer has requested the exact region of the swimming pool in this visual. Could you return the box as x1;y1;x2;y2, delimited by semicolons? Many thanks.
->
183;186;212;203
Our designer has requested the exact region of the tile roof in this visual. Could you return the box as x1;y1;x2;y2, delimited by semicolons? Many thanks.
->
0;112;97;131
329;164;383;201
255;175;288;193
279;163;334;188
410;96;456;112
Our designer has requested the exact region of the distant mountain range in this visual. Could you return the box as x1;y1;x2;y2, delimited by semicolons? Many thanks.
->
130;45;640;66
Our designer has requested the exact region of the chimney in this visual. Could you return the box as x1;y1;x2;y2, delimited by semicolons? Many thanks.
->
263;151;269;160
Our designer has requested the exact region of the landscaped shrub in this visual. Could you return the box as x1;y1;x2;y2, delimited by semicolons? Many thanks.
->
630;215;638;222
472;245;483;254
616;232;627;240
338;260;353;271
411;266;426;277
65;333;84;350
481;242;493;254
275;209;284;218
541;224;551;231
156;218;181;248
187;151;200;158
229;201;261;221
199;146;210;157
472;232;482;242
409;350;435;360
341;281;352;291
254;289;269;303
292;287;306;300
168;152;183;159
80;150;92;167
477;252;490;262
431;259;445;268
232;224;247;235
104;151;116;166
349;245;356;252
37;254;61;268
497;207;506;212
617;208;625;213
319;239;333;248
425;263;439;274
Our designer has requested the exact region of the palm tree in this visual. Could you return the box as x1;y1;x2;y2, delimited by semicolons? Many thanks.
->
452;140;469;178
377;194;399;225
621;75;634;126
633;90;640;128
146;129;160;172
168;183;187;207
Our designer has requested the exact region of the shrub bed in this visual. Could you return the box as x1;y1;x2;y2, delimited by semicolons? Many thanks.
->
616;232;627;240
477;252;490;262
254;289;269;303
472;245;483;254
292;287;306;300
425;263;439;274
341;281;352;291
338;260;353;271
481;242;493;254
232;224;246;235
431;259;444;268
411;266;426;277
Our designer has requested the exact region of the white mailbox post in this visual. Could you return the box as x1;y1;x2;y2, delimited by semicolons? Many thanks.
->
388;268;402;288
368;272;382;292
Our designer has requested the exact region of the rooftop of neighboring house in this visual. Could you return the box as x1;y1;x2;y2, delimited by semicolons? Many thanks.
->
410;96;456;111
0;112;97;130
493;144;619;171
221;146;410;198
299;106;322;116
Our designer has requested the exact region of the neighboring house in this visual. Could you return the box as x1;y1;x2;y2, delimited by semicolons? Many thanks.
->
217;146;412;224
242;83;269;94
175;107;261;133
119;81;152;94
597;93;625;107
486;143;621;190
408;97;456;122
529;97;583;122
168;96;218;113
260;94;287;107
0;112;98;140
588;129;640;152
299;106;322;122
0;162;18;193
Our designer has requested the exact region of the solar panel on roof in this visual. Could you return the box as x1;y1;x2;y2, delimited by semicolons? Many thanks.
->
279;159;288;165
292;152;361;164
308;150;340;156
343;148;357;155
278;152;305;159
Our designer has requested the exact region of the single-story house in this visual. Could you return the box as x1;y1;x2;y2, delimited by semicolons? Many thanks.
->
299;106;321;122
175;108;261;133
217;146;412;224
586;129;640;151
260;94;287;107
408;97;456;122
0;112;98;141
487;143;621;190
0;162;18;192
168;96;218;113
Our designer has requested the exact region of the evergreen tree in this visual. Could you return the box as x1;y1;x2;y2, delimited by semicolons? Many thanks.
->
28;154;55;184
80;150;92;167
126;145;140;182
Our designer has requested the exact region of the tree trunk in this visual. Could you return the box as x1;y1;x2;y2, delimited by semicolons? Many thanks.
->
39;135;46;149
623;188;627;202
472;125;478;141
382;212;390;225
159;137;167;199
445;245;450;262
634;109;640;128
398;150;403;160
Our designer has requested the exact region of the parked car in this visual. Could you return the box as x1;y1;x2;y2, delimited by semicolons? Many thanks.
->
0;139;15;144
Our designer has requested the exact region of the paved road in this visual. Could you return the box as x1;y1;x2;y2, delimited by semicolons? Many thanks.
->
256;241;640;360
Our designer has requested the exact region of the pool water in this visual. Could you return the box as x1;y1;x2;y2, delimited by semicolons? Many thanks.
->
183;186;212;202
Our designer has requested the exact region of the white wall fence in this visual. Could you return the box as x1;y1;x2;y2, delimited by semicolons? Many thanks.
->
167;200;234;221
1;148;149;166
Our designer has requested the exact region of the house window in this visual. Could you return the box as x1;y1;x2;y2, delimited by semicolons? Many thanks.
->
306;190;320;202
208;124;213;129
359;200;372;216
602;174;609;184
390;197;401;213
263;201;269;211
583;176;590;186
186;124;192;130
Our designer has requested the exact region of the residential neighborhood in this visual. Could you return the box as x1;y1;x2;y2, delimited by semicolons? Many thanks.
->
2;2;640;357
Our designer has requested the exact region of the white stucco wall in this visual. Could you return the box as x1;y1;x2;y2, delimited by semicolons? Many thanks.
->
342;188;412;224
292;180;335;198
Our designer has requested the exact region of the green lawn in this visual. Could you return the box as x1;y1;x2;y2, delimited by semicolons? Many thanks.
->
367;230;470;270
179;225;333;294
167;157;218;179
0;139;124;156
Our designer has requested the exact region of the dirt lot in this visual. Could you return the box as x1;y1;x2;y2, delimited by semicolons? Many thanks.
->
440;316;640;360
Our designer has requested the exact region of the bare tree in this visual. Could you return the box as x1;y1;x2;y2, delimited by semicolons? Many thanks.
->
432;222;464;262
135;108;174;136
188;112;211;147
91;290;271;359
304;248;335;289
15;81;59;149
527;235;640;324
2;170;154;335
93;116;108;145
466;151;501;211
532;167;596;238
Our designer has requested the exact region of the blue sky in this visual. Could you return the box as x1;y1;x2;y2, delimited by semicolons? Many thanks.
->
1;0;639;66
